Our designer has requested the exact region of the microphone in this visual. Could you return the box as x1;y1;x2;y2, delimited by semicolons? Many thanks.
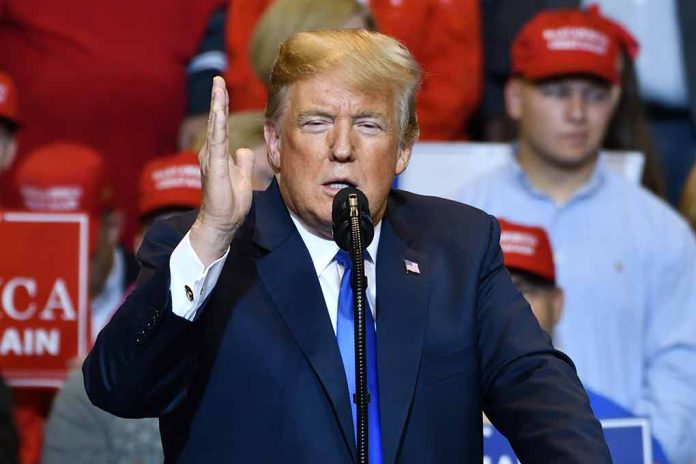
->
331;187;374;252
331;186;373;464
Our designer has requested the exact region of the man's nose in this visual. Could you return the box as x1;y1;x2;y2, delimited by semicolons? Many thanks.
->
330;118;353;161
566;93;588;123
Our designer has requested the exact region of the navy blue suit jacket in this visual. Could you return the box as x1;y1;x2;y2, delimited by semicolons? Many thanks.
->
83;182;610;463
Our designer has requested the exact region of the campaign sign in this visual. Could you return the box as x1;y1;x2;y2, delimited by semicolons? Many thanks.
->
483;423;518;464
0;211;89;388
602;418;653;464
484;418;653;464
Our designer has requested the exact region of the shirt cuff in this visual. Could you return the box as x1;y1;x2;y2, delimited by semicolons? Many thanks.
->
169;232;229;321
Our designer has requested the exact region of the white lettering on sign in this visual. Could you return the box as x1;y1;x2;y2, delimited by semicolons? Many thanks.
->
39;279;76;320
0;328;60;355
0;277;76;321
1;278;37;320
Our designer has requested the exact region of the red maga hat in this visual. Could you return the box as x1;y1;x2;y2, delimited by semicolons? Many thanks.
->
498;218;556;283
511;5;639;84
138;150;202;218
15;142;113;253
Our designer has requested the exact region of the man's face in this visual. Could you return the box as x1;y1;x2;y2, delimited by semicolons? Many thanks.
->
265;72;412;239
510;272;563;334
506;76;620;170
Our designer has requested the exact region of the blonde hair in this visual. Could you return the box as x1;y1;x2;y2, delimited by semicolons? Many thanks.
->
227;111;266;153
192;111;266;153
250;0;375;85
266;29;421;147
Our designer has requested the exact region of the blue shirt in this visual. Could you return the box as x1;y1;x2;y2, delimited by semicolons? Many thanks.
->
459;155;696;464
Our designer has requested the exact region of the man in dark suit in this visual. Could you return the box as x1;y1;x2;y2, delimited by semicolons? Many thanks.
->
83;29;611;463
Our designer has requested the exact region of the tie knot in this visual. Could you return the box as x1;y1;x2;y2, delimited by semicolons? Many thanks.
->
334;249;371;269
334;250;352;269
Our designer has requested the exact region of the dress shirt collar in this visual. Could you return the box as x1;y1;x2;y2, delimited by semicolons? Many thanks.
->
507;145;608;206
289;210;382;277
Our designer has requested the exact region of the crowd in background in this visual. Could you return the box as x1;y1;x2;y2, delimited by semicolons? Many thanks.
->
0;1;695;463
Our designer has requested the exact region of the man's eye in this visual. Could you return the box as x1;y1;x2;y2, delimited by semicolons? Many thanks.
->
586;89;610;103
356;121;382;133
301;120;330;131
540;85;567;98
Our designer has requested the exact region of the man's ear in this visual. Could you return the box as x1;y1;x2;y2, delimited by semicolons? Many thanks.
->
551;287;564;326
395;142;413;176
609;85;622;113
264;121;282;173
505;77;524;122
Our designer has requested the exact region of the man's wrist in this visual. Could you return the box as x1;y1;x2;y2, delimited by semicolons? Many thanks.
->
189;218;236;267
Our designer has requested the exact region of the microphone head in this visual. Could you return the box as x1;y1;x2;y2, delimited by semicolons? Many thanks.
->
331;187;374;251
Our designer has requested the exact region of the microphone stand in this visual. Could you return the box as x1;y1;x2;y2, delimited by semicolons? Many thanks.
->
347;193;370;464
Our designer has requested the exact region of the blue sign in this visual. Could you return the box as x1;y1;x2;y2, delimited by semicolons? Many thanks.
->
484;418;652;464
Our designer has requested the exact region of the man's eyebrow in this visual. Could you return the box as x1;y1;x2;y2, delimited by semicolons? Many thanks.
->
352;110;387;120
297;110;335;120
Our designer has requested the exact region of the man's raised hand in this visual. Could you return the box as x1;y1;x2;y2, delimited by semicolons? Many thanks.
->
190;76;255;266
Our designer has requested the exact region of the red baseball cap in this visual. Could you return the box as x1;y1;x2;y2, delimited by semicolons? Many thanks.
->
498;218;555;283
0;71;20;128
138;150;201;219
15;142;114;253
511;5;639;84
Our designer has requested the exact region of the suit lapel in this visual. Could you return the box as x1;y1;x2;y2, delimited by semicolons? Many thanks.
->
252;182;357;459
250;183;431;463
376;212;430;464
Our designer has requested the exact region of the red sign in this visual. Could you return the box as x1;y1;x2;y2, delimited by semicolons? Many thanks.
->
0;211;89;388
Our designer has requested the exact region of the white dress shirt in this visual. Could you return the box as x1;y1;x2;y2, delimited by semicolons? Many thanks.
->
168;213;381;333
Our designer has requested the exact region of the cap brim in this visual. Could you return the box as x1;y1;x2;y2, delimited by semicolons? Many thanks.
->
138;191;201;219
518;55;619;84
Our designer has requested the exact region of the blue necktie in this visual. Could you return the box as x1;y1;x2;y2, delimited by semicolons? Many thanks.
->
335;250;383;464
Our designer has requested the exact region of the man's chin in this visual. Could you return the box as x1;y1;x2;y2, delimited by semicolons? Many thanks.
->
297;208;335;240
546;149;598;171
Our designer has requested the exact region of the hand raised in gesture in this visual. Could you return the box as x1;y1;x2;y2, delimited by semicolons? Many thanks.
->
190;76;255;266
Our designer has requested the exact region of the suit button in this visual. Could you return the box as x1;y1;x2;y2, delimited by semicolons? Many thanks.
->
185;285;194;301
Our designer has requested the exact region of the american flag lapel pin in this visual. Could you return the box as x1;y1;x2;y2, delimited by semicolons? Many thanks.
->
404;259;420;275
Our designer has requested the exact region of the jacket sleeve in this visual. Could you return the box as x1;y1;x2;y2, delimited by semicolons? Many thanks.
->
476;216;612;463
82;211;205;418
